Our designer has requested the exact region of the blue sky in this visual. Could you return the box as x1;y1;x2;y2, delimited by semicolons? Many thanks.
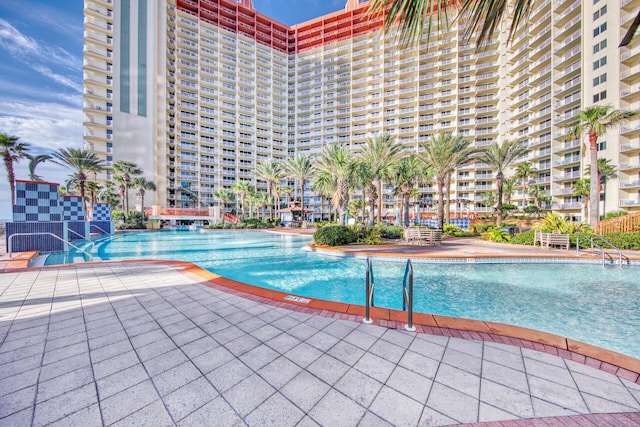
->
0;0;347;220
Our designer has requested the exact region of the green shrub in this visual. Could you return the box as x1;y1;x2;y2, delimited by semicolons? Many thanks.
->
524;205;540;215
470;223;496;234
358;227;381;245
541;213;590;234
452;230;478;237
375;225;405;239
313;225;356;246
443;224;462;236
602;211;628;220
510;229;536;245
600;232;640;250
114;210;144;230
481;228;511;243
502;203;517;213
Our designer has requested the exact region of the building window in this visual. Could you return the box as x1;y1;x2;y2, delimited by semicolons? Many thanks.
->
597;141;606;151
593;22;607;37
593;90;607;102
593;57;607;70
593;73;607;86
593;5;607;20
593;39;607;54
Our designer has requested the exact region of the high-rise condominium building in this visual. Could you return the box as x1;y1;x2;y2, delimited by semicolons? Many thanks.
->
83;0;640;220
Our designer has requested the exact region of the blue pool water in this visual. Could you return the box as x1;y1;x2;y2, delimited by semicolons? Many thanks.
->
53;230;640;359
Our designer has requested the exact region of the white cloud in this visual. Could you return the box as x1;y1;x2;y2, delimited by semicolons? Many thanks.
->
31;64;84;93
0;100;84;152
0;18;81;71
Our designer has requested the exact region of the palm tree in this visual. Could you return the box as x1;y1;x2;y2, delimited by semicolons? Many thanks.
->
502;177;516;205
276;185;293;207
568;105;638;226
114;175;126;211
368;0;533;48
351;160;375;225
132;177;156;218
481;191;497;214
572;179;590;223
528;184;550;212
312;178;335;222
111;160;142;213
418;133;476;229
26;154;51;181
233;181;253;220
586;158;617;219
483;140;529;226
213;188;235;223
356;133;404;224
99;181;120;207
284;154;314;215
515;161;537;208
85;181;101;210
51;148;104;215
314;143;354;226
178;185;198;208
391;155;426;227
0;133;30;204
255;159;284;219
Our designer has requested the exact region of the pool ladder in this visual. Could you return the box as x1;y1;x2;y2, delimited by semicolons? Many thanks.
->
575;233;628;267
363;257;416;332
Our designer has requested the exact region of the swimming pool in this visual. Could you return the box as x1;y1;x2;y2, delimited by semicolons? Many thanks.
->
55;229;640;359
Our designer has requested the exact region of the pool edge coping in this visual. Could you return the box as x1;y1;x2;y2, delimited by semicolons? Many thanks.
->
5;257;638;385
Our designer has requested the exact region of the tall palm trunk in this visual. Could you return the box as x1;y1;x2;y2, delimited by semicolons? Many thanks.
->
496;173;504;226
436;176;445;229
300;181;306;222
140;190;146;218
589;133;599;227
402;186;411;227
361;188;367;224
367;183;377;226
377;179;383;224
328;199;333;222
3;153;16;204
338;179;349;226
444;173;452;224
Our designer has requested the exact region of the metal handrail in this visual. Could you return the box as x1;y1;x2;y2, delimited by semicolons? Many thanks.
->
575;233;625;267
363;257;375;324
402;259;416;332
591;234;626;267
575;234;607;266
90;224;112;235
8;232;93;261
66;228;96;251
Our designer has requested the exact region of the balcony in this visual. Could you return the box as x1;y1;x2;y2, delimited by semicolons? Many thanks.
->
619;180;640;189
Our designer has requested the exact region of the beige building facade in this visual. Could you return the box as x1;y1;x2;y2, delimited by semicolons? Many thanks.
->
83;0;640;220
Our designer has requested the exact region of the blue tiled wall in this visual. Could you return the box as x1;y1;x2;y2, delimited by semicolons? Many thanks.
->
60;196;86;221
6;222;65;253
13;181;61;222
92;203;112;221
90;221;114;235
67;221;88;241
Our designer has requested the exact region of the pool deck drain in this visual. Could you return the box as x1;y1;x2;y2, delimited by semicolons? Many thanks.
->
1;261;639;426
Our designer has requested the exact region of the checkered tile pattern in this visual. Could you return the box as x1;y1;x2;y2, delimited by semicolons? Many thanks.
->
60;196;86;221
419;219;471;229
12;181;61;222
92;203;112;221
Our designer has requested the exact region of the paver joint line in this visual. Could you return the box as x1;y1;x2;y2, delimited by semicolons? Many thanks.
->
1;261;640;427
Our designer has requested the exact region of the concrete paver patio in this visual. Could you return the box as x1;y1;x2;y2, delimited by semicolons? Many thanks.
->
1;262;639;426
